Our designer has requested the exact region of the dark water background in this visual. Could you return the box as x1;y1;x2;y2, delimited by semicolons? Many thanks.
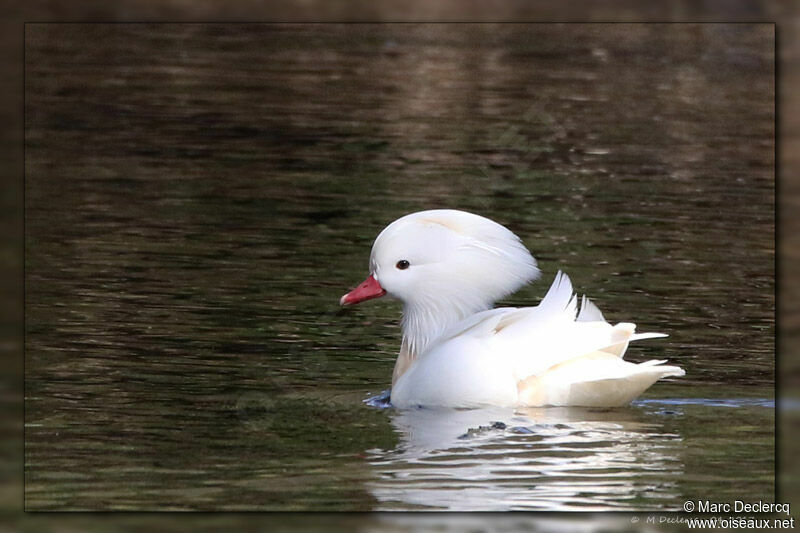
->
25;24;774;510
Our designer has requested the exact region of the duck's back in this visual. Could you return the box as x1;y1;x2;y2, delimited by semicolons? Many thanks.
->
389;272;684;408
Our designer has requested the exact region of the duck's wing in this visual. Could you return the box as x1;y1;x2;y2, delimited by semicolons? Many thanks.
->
499;271;682;407
484;271;670;380
430;271;669;372
416;271;682;408
427;271;581;348
431;306;517;346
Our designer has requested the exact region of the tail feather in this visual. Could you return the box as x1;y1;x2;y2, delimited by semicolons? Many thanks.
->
517;351;685;407
631;332;669;342
559;368;682;407
598;323;668;358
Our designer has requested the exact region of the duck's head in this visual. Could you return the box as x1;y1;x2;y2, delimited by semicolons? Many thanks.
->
341;210;539;353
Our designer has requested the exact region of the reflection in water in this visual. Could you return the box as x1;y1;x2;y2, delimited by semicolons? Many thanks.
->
367;405;683;510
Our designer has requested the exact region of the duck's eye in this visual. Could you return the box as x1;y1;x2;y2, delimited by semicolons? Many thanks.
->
396;260;410;270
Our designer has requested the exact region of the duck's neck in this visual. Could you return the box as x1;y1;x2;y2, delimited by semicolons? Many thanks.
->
391;296;491;387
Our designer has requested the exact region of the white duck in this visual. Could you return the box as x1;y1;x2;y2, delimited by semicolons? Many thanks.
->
340;209;684;408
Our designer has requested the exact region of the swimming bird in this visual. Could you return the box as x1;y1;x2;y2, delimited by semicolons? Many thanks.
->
340;209;684;408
